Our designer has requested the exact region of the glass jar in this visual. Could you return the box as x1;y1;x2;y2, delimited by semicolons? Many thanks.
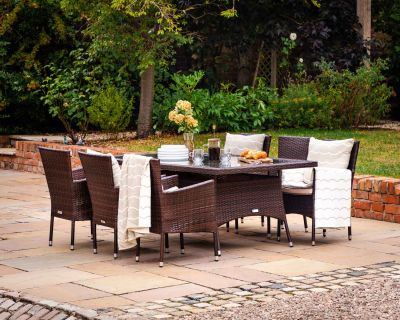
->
208;138;220;161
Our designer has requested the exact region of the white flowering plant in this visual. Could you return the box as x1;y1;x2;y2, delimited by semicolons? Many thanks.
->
280;32;297;69
168;100;199;133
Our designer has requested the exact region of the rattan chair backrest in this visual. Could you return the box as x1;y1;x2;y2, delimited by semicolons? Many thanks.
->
78;151;118;222
39;147;74;201
278;136;360;177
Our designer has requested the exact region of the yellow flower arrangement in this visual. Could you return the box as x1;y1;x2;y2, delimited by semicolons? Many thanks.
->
168;100;199;133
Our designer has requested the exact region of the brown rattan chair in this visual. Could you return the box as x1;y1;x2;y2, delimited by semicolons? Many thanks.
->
225;134;272;233
138;159;220;267
39;147;92;250
277;136;360;245
78;151;120;258
79;152;209;264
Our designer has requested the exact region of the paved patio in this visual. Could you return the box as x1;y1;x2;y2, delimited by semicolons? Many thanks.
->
1;170;400;319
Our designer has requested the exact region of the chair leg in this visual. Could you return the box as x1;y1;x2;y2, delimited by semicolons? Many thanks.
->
277;219;281;242
303;215;308;233
213;232;219;261
180;233;185;254
90;219;94;239
261;216;265;227
113;227;118;259
226;222;230;232
160;233;165;267
92;223;97;254
267;216;271;238
165;233;169;253
135;237;140;262
216;231;221;256
70;220;75;250
241;217;244;223
283;219;293;247
312;217;316;246
49;215;54;246
235;219;239;234
323;229;327;237
348;226;352;240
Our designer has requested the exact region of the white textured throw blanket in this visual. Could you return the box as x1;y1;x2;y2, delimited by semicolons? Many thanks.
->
314;167;352;229
118;154;151;250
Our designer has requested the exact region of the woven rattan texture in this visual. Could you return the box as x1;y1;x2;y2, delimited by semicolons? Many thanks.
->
39;147;92;221
79;152;119;229
150;160;218;234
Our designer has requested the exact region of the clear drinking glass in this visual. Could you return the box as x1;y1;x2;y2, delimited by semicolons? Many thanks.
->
192;149;204;166
220;149;231;167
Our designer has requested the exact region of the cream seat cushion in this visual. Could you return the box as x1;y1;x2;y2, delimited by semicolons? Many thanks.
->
224;133;265;156
283;187;313;195
87;149;121;187
282;168;313;195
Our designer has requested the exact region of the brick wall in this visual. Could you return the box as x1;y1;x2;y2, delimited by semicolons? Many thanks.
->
0;141;129;174
1;141;400;224
352;175;400;223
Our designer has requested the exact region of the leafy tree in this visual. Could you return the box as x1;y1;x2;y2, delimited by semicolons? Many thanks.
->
0;0;74;132
60;0;191;138
41;49;95;143
180;0;365;88
372;0;400;118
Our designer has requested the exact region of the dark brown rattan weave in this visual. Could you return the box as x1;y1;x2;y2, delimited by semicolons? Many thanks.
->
161;158;317;247
278;136;360;245
78;152;119;258
228;134;272;231
149;159;220;266
39;147;92;250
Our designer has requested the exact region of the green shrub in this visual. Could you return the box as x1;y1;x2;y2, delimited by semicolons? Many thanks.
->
270;83;332;128
41;49;93;144
315;59;392;127
153;62;392;133
153;73;277;133
88;85;133;135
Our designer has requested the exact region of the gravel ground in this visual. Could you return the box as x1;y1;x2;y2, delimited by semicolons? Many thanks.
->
183;278;400;320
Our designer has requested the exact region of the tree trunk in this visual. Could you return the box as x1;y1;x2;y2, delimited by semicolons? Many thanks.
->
137;64;155;138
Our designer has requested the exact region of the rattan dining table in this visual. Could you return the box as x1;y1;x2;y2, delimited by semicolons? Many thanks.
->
160;157;318;247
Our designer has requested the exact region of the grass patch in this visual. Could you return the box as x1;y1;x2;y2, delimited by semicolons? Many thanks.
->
94;128;400;178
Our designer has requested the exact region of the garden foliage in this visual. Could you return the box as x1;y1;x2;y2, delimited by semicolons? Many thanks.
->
154;60;391;133
0;0;395;136
88;85;133;136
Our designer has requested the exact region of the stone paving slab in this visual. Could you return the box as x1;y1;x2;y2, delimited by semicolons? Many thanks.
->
1;170;400;319
1;261;400;319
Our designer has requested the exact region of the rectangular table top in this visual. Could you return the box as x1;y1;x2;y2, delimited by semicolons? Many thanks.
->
160;157;318;176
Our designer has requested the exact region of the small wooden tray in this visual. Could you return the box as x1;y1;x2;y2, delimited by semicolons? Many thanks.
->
239;157;273;164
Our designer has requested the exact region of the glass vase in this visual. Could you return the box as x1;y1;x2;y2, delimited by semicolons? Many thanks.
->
183;132;194;152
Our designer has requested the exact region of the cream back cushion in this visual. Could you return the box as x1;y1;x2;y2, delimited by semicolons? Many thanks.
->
86;149;121;187
304;138;354;184
224;133;265;156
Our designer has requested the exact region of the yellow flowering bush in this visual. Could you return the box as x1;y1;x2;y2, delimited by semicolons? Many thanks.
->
168;100;198;133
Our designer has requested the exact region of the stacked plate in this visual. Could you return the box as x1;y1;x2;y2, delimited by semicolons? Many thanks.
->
157;145;189;162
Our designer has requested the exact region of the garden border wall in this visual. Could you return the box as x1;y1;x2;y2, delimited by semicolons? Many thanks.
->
1;141;399;223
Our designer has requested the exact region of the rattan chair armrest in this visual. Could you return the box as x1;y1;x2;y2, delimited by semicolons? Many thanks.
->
71;177;92;209
73;178;86;184
161;175;179;190
163;179;214;195
72;167;85;180
162;179;216;228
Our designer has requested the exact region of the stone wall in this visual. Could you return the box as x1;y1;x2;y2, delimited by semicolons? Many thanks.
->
1;141;400;224
352;175;400;223
0;141;128;174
